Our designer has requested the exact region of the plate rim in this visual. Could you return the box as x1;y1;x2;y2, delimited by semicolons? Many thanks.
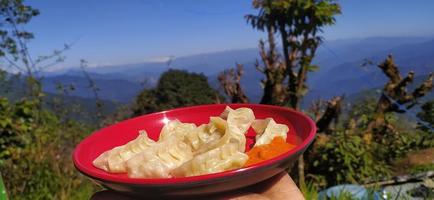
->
72;103;317;185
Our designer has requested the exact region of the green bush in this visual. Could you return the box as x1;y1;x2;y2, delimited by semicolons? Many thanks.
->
307;95;434;188
133;69;220;115
309;132;390;186
0;98;99;199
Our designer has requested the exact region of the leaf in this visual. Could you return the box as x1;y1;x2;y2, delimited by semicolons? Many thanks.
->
307;64;320;72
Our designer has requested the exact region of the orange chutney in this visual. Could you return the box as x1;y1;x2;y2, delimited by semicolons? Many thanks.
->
244;137;295;167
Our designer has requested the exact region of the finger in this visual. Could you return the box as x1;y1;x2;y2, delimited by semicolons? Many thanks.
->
259;172;305;200
223;193;269;200
221;172;305;200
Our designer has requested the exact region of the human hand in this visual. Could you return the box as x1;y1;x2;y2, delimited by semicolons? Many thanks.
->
90;172;305;200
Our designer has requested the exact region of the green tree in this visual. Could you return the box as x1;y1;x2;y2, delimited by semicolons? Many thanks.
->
0;1;98;198
246;0;340;185
0;0;39;61
1;0;69;99
0;97;98;199
246;0;340;108
417;100;434;132
133;69;220;116
310;131;390;186
1;0;40;98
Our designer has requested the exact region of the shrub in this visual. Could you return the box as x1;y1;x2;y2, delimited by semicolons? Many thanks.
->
309;131;390;186
0;98;99;199
133;69;220;116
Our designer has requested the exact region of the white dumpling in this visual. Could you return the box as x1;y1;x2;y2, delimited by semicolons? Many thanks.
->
197;117;226;145
93;130;155;173
253;118;289;146
158;120;200;150
198;107;255;153
126;136;193;178
251;118;270;136
158;119;182;141
219;106;234;119
208;116;226;134
171;143;248;177
159;118;226;153
226;107;255;134
196;122;223;146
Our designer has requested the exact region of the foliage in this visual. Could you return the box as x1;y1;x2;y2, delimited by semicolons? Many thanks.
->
0;97;35;161
309;131;390;186
0;2;101;198
0;1;431;199
417;100;434;132
0;97;98;199
1;0;69;75
1;0;69;100
244;0;341;186
300;181;319;200
373;129;434;164
307;94;434;188
368;55;433;136
246;0;341;108
0;0;39;58
346;97;377;129
133;69;220;115
80;60;104;121
409;163;434;174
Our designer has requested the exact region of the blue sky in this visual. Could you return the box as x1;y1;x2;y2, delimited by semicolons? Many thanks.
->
21;0;434;70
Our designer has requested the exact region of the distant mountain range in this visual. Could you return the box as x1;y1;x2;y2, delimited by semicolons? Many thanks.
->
42;75;144;103
305;38;434;103
40;36;434;105
0;76;118;124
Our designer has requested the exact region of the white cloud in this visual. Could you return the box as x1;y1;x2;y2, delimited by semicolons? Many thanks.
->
143;55;176;63
2;54;178;74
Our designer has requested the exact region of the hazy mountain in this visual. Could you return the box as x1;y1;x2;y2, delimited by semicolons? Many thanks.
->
306;39;434;102
221;37;434;103
42;75;143;103
0;74;118;124
313;36;432;68
171;48;259;75
39;36;433;104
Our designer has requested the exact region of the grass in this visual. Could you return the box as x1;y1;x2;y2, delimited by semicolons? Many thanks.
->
409;164;434;174
0;174;7;200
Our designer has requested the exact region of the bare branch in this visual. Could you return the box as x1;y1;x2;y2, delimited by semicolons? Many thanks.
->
80;59;104;120
377;54;401;84
411;73;433;99
218;64;249;103
316;96;344;133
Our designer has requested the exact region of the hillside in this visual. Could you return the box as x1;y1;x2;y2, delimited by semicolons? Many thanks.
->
307;39;434;101
37;37;433;104
0;74;118;124
42;75;143;103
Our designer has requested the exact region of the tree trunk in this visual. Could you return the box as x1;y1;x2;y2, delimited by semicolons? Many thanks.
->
297;156;305;186
258;25;286;105
260;81;275;105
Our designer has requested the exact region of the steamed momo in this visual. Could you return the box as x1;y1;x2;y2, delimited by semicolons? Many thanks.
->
158;118;225;153
92;106;292;179
158;120;201;150
171;143;248;177
126;136;193;178
92;130;155;173
252;118;289;146
196;107;255;154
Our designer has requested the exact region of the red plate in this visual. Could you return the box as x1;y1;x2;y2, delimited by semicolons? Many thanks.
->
73;104;316;198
